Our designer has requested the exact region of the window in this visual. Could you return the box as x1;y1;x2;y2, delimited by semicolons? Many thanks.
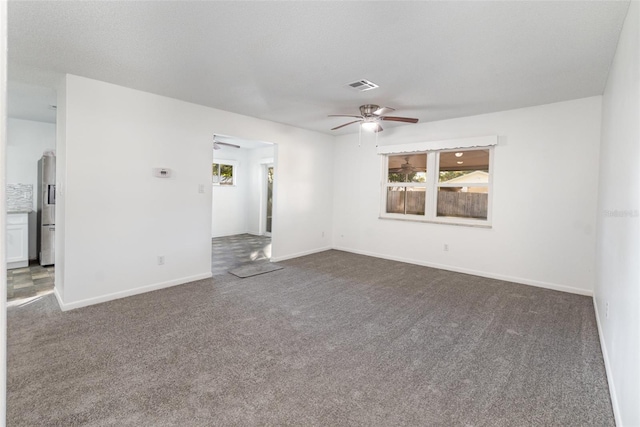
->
212;161;236;186
385;154;427;216
437;149;490;220
381;147;493;226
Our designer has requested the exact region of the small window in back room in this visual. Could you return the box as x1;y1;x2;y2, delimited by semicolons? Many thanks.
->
212;162;235;186
437;149;490;220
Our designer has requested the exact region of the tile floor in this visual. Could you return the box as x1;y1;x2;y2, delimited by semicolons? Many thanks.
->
7;262;55;302
5;233;270;301
211;233;272;276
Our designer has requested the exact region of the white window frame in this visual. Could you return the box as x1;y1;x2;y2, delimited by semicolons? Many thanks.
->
382;154;429;217
212;159;238;187
380;147;494;227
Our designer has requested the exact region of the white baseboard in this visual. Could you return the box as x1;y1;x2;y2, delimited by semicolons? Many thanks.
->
54;272;213;311
593;297;621;427
332;246;593;296
7;260;28;270
53;286;64;308
271;246;332;262
211;230;250;239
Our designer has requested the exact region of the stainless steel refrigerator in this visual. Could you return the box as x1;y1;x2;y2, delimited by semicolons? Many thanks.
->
37;153;56;266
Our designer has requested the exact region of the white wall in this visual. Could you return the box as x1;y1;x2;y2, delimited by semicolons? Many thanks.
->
56;74;333;309
211;148;249;237
595;2;640;425
55;77;67;300
333;96;602;295
1;1;9;422
6;118;56;259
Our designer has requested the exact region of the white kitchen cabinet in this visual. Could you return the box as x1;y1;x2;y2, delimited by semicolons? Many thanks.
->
7;212;29;269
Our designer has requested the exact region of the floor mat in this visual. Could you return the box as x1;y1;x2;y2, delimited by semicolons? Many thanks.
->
229;262;283;278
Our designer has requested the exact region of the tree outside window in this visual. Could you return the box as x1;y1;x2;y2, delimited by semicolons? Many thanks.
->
212;162;235;185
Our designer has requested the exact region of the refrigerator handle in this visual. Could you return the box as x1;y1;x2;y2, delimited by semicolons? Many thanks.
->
47;184;56;205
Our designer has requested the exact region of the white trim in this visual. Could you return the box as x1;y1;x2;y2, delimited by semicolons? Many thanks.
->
212;230;250;238
332;246;593;296
270;246;332;262
376;135;498;155
437;183;489;188
378;215;492;228
7;261;29;269
593;297;622;427
54;272;213;311
53;286;64;309
261;163;274;236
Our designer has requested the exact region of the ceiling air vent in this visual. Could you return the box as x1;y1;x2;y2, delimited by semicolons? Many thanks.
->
347;79;379;92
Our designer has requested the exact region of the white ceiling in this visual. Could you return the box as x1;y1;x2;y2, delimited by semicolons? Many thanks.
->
7;81;57;124
7;1;630;135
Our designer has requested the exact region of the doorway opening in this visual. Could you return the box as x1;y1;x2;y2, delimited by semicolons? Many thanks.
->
210;135;276;276
6;82;57;303
264;164;274;237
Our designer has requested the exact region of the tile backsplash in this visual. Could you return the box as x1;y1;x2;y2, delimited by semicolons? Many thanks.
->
7;184;33;212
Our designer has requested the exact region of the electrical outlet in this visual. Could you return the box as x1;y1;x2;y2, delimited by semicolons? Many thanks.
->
322;231;325;237
198;184;205;194
605;301;609;319
158;255;165;266
444;244;449;252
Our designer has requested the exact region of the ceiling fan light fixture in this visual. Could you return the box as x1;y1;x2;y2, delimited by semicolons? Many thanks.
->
361;121;379;131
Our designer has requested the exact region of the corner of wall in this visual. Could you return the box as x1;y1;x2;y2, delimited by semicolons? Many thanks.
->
54;75;67;302
594;1;640;425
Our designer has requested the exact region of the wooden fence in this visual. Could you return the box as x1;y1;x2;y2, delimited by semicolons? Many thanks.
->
387;190;426;215
437;191;488;219
386;189;488;219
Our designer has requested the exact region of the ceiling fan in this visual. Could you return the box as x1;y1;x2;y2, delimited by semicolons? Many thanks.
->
389;157;422;175
329;104;419;132
213;135;240;150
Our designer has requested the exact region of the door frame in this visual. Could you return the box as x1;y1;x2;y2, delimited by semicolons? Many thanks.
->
260;162;274;236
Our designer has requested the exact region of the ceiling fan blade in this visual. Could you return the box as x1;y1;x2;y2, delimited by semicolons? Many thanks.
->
380;116;419;123
373;106;395;116
215;141;241;149
212;135;240;149
331;120;362;131
328;114;363;119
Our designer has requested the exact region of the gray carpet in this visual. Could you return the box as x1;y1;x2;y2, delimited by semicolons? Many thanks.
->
229;262;283;278
7;250;613;426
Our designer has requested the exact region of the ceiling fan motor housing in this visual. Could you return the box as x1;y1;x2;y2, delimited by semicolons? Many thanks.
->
360;104;381;116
